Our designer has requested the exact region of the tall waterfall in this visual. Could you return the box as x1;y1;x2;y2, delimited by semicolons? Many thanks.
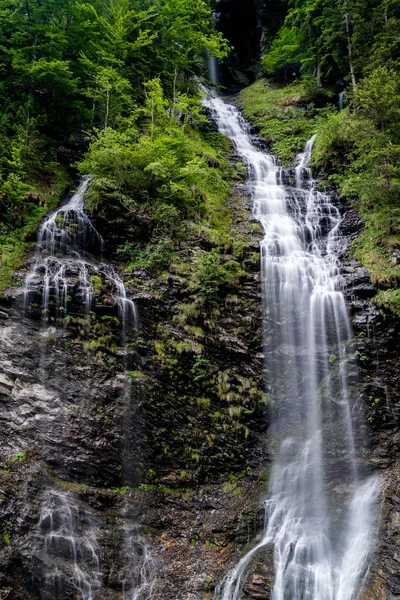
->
24;178;153;599
203;92;380;600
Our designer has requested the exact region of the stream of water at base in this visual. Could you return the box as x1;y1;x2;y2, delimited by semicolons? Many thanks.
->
203;90;380;600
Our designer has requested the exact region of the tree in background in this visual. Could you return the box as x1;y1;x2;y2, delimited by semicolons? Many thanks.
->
0;0;228;235
262;0;400;87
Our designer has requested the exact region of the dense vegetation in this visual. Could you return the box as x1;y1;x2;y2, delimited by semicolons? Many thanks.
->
0;0;399;315
261;0;399;85
0;0;229;288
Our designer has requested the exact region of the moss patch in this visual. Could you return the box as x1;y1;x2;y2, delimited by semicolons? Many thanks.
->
0;166;70;294
238;79;334;164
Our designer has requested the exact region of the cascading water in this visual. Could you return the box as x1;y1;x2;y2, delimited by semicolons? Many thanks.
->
26;178;154;598
338;91;346;111
24;176;136;326
121;520;157;600
208;55;219;86
203;91;380;600
37;490;101;600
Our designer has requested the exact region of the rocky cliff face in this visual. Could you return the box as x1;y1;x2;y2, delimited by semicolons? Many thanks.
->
0;132;399;600
0;160;270;599
340;211;400;600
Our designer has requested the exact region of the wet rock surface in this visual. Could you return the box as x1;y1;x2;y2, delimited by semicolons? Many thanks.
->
0;175;268;598
340;208;400;600
0;309;125;487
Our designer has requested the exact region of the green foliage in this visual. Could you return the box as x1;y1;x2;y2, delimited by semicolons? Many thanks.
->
11;452;27;463
79;79;236;278
190;248;245;303
2;522;11;546
263;25;305;76
108;486;130;495
373;289;400;316
261;0;400;88
354;66;400;132
312;66;400;313
0;166;69;292
0;0;229;291
354;351;370;363
239;79;332;163
79;80;219;224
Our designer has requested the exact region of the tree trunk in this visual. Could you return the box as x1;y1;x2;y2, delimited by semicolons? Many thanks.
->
105;88;109;131
172;68;178;118
24;101;30;158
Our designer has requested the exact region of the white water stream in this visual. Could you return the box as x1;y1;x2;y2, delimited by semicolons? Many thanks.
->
203;91;380;600
25;179;153;598
338;91;346;112
24;176;136;327
38;490;102;600
121;519;157;600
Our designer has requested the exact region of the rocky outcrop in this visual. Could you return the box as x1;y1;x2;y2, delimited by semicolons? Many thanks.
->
338;208;400;600
0;307;125;487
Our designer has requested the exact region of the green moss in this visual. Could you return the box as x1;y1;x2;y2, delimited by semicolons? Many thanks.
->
108;486;130;495
351;208;400;288
373;289;400;316
126;370;146;379
10;451;27;463
238;79;333;164
2;521;11;546
312;71;400;315
90;275;103;296
348;206;400;315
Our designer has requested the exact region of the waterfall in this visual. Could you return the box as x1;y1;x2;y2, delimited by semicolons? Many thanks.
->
24;176;136;326
203;91;380;600
208;55;219;86
37;490;101;600
25;178;154;598
121;519;157;600
338;91;346;111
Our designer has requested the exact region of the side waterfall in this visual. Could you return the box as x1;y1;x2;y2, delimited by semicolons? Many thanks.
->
24;176;136;325
338;91;346;111
38;490;101;600
24;179;153;599
203;92;380;600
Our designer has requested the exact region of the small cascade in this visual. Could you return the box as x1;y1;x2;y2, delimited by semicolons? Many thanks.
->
23;176;133;325
208;55;219;86
108;268;138;341
338;90;346;111
203;90;380;600
121;518;157;600
24;177;100;320
25;179;156;598
37;490;101;600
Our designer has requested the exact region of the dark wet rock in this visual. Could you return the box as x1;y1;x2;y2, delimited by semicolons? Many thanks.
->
0;165;268;599
337;204;400;600
0;309;125;488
